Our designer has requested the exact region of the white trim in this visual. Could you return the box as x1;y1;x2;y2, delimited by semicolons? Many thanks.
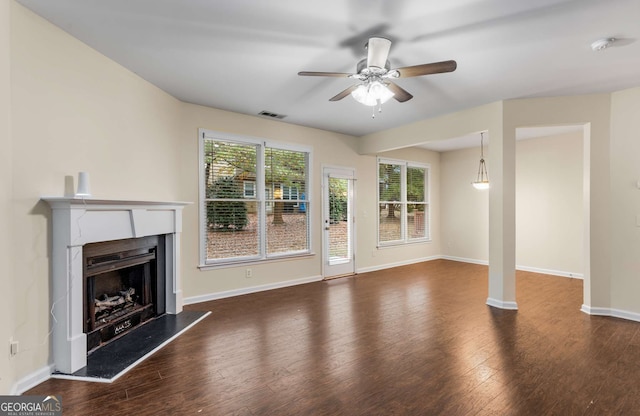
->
356;255;441;274
12;364;55;395
486;297;519;310
184;275;323;305
581;305;640;323
440;255;489;266
515;264;583;279
441;256;583;279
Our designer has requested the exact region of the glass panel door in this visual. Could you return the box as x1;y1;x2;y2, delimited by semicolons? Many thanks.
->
323;167;355;278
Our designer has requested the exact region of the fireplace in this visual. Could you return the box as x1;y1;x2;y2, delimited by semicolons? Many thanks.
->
83;235;166;353
43;198;189;374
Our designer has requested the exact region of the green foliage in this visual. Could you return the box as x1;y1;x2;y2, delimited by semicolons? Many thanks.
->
207;177;248;231
407;166;426;202
329;178;348;223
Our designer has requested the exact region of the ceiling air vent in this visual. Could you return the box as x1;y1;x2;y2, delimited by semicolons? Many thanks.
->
258;110;286;119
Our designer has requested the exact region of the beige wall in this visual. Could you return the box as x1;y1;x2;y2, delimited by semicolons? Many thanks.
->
9;2;183;392
440;132;584;277
440;147;489;262
516;132;583;275
609;87;640;313
1;0;14;395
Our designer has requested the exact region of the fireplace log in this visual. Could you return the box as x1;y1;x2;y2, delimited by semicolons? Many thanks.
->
94;288;136;309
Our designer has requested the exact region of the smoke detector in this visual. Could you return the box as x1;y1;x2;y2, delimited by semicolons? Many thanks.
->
591;38;615;51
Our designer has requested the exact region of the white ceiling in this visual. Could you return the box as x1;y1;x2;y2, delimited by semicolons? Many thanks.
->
16;0;640;141
419;124;585;152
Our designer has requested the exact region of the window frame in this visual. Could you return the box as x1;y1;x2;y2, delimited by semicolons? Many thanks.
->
376;157;431;247
198;129;313;267
243;181;256;198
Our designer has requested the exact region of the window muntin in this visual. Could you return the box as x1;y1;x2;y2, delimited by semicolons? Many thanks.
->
377;158;429;245
200;130;311;265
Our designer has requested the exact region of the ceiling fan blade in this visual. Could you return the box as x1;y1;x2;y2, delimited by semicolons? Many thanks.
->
395;60;457;78
329;85;359;101
298;71;352;77
367;37;392;69
387;82;413;102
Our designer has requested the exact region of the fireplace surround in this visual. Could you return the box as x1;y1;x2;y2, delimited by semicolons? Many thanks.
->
43;198;189;374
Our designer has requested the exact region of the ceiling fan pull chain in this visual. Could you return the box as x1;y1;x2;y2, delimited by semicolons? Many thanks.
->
371;106;375;119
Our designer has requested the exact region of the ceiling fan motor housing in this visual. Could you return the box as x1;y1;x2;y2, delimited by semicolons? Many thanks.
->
357;58;390;74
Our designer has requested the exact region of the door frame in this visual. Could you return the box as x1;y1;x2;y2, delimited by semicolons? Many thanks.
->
322;165;356;279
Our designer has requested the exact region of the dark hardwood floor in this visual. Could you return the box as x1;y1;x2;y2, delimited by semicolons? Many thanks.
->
26;260;640;415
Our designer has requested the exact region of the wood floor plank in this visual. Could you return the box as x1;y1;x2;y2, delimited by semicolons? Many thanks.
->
24;260;640;415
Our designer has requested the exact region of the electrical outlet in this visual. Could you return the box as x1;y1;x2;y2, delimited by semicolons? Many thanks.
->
245;268;253;278
10;339;18;356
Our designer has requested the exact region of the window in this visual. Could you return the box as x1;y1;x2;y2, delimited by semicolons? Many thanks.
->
199;129;311;265
377;157;429;245
243;181;256;198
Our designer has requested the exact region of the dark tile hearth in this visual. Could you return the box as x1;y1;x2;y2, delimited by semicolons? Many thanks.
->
53;310;210;382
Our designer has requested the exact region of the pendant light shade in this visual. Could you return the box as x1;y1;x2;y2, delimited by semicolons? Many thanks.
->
472;132;489;190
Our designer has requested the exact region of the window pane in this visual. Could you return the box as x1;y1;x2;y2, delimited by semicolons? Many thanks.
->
267;208;309;255
205;201;259;259
265;148;307;199
204;141;257;195
408;203;427;239
407;166;425;202
379;163;401;202
243;181;255;198
379;203;402;242
204;140;258;261
265;147;309;255
329;177;350;261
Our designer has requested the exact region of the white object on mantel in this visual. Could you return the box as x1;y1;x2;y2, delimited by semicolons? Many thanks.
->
41;197;191;374
75;172;91;197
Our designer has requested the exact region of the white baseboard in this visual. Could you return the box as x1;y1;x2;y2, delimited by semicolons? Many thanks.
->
356;256;441;274
12;363;54;395
441;256;583;279
581;305;640;322
486;297;518;310
440;256;488;266
516;265;583;279
183;275;323;305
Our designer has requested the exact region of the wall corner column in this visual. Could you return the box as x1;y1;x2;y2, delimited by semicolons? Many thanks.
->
486;121;518;310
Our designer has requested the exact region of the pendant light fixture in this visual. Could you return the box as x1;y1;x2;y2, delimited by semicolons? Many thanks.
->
472;132;490;190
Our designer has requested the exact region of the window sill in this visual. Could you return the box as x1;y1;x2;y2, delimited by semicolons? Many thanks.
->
198;252;316;271
377;239;432;249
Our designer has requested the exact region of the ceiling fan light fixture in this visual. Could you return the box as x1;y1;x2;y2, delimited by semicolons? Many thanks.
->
351;81;394;106
591;37;615;51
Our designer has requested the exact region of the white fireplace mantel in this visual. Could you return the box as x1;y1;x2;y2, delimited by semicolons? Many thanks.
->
42;197;191;374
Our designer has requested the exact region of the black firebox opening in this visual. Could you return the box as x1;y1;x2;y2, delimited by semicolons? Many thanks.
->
83;235;166;353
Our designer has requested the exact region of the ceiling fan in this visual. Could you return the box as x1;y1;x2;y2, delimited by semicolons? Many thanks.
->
298;37;457;116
